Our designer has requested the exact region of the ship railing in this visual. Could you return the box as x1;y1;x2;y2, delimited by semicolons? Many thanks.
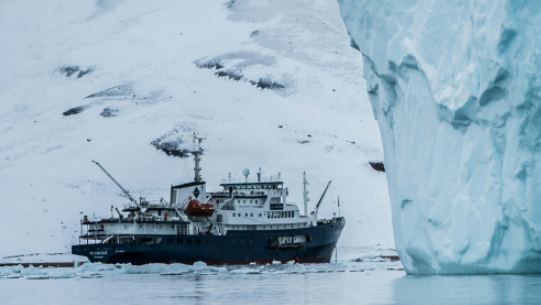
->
80;223;201;239
221;177;283;184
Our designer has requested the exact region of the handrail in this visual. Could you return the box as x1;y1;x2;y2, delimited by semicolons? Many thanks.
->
221;177;283;184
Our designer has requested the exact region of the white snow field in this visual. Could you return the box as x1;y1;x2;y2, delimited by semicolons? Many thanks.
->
0;0;393;263
338;0;541;274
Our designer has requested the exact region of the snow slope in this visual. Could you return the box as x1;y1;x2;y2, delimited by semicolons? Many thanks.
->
0;0;392;263
338;0;541;274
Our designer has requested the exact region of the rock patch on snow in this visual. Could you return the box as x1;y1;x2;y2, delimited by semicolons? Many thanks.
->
100;108;119;118
58;65;94;78
85;84;133;99
63;106;87;116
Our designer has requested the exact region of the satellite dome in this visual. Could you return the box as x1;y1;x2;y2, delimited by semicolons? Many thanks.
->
242;168;250;176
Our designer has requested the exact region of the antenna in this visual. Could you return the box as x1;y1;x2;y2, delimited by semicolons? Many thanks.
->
303;172;309;216
338;196;341;217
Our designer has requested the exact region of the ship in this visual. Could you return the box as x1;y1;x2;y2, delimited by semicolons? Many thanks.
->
72;134;345;265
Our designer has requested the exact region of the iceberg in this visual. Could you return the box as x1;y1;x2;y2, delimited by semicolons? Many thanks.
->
337;0;541;274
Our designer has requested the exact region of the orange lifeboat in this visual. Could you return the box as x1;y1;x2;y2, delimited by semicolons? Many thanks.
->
186;199;215;217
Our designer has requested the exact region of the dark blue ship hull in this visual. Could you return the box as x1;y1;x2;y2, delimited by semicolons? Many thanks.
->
72;218;345;265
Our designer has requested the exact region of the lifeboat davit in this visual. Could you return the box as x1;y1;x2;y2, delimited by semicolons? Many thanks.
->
186;199;215;217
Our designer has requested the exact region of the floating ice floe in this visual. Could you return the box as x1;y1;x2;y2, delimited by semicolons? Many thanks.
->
0;265;24;275
78;272;103;278
196;272;218;276
230;269;262;275
26;275;51;280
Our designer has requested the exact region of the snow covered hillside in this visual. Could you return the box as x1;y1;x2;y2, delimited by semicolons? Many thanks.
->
0;0;392;263
338;0;541;274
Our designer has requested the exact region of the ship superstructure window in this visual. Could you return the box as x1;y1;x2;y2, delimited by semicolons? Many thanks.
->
217;215;223;222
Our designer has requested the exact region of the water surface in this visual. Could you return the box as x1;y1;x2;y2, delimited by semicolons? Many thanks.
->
2;263;541;305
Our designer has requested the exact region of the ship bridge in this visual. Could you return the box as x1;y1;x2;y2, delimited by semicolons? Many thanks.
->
220;176;284;189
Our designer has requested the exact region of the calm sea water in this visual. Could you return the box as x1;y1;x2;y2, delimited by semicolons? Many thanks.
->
2;263;541;305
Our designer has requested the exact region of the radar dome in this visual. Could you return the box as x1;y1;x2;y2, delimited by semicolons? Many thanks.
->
242;168;250;176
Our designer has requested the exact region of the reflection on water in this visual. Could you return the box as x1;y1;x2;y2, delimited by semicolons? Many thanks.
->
392;274;541;305
1;262;541;305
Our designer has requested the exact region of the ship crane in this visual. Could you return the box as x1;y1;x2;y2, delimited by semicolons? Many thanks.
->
92;160;140;207
313;180;332;220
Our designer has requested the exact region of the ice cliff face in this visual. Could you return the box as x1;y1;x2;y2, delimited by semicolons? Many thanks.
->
338;0;541;274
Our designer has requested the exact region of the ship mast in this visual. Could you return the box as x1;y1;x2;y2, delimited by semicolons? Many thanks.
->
303;172;309;216
191;133;206;183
